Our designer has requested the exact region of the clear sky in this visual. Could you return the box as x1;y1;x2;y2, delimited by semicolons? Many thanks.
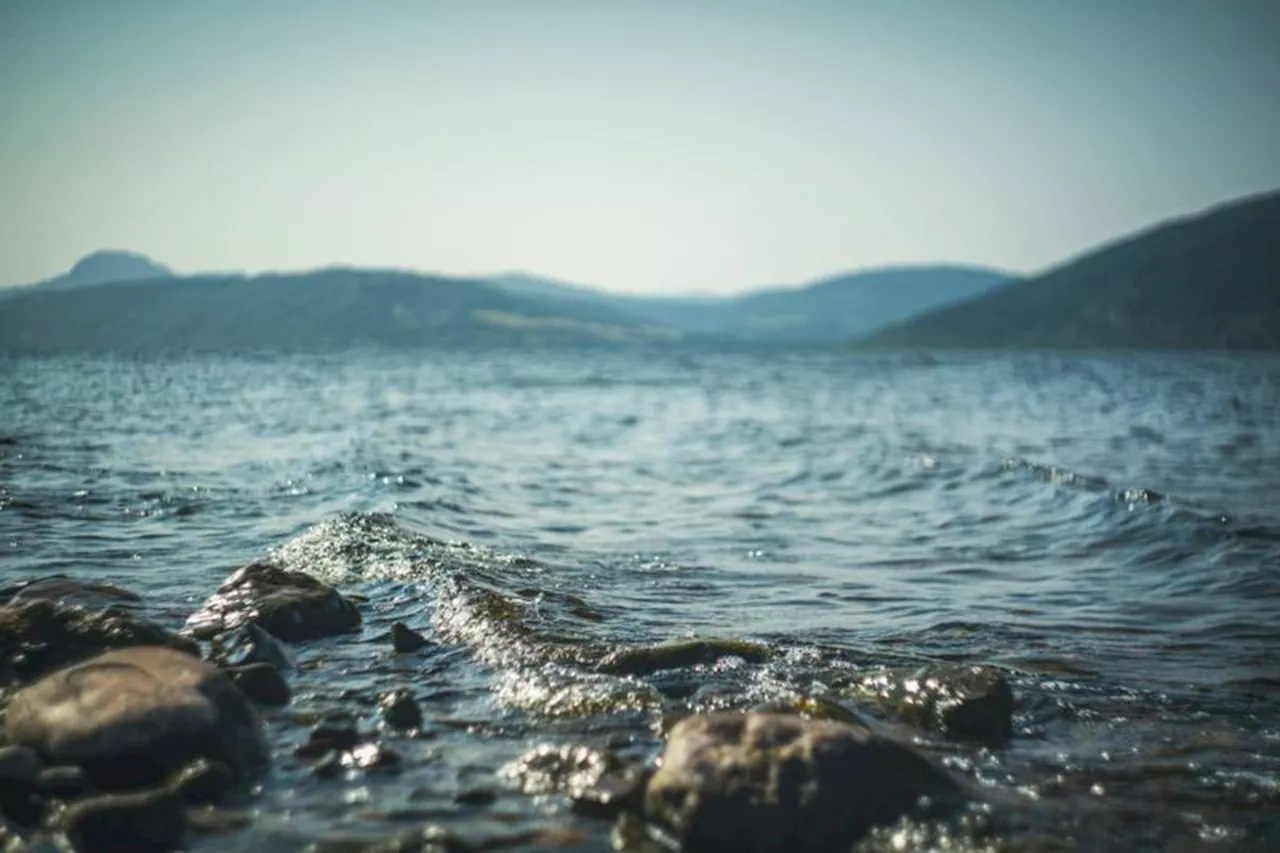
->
1;1;1278;294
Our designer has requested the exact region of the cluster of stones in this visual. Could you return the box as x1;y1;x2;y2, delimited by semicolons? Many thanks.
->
0;569;1017;853
0;565;384;852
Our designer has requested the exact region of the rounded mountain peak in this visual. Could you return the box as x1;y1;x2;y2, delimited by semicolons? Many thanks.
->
68;250;171;285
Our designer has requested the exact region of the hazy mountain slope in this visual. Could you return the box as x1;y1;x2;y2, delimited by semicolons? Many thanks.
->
860;191;1280;350
490;266;1009;342
0;268;674;353
701;266;1008;341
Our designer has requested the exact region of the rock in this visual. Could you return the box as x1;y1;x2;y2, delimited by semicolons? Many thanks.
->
0;745;44;826
296;715;360;758
390;622;431;653
643;712;960;853
5;646;268;790
166;758;234;804
7;577;141;610
596;638;770;676
167;758;234;806
453;787;496;807
342;743;401;774
60;788;186;853
184;561;361;642
209;622;296;671
852;665;1015;745
377;689;422;731
38;766;94;801
311;751;344;779
0;600;199;686
223;663;291;706
0;746;41;787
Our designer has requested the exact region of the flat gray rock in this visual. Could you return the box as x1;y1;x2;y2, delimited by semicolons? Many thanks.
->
644;712;960;853
5;646;268;790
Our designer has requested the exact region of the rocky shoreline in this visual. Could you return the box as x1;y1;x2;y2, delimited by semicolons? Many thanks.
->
0;565;1016;852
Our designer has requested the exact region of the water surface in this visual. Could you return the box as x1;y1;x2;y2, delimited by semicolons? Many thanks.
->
2;348;1278;850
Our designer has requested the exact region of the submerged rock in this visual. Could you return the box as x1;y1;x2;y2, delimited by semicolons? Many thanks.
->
0;745;44;826
377;689;423;731
209;622;296;671
0;745;42;788
184;561;362;642
390;622;431;653
5;646;268;790
60;787;186;853
0;600;199;686
167;758;235;806
223;662;291;707
596;638;771;676
643;712;960;853
851;665;1015;745
454;787;497;807
341;743;402;774
38;765;94;801
296;715;361;758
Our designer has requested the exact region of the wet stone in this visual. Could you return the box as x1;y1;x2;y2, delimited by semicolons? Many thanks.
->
185;561;362;642
378;689;423;731
38;766;94;801
60;787;186;853
0;600;199;686
0;746;42;788
4;646;268;791
167;758;234;806
342;743;402;774
223;662;291;706
0;745;45;826
6;577;141;610
311;751;344;779
644;712;962;853
391;622;431;653
854;665;1015;745
596;638;771;676
297;715;361;758
453;787;496;807
209;622;296;671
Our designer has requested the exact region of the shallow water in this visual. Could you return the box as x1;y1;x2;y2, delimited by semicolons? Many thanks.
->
2;348;1279;850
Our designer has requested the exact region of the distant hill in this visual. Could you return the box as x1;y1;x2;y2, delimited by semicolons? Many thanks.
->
490;266;1009;343
0;266;676;353
14;249;173;292
859;191;1280;351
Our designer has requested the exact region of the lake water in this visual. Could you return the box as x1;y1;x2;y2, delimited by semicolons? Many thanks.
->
2;348;1279;850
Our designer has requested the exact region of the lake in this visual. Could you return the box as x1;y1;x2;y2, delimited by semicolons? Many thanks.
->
2;348;1278;850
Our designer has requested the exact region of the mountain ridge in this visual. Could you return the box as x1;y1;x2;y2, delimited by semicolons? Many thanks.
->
0;253;1009;349
858;190;1280;351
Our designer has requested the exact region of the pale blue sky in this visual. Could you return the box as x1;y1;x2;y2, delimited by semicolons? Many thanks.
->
1;1;1277;293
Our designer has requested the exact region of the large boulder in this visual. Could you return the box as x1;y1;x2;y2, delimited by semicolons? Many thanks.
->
643;712;960;853
5;577;141;610
184;561;361;641
0;599;199;686
4;646;268;790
